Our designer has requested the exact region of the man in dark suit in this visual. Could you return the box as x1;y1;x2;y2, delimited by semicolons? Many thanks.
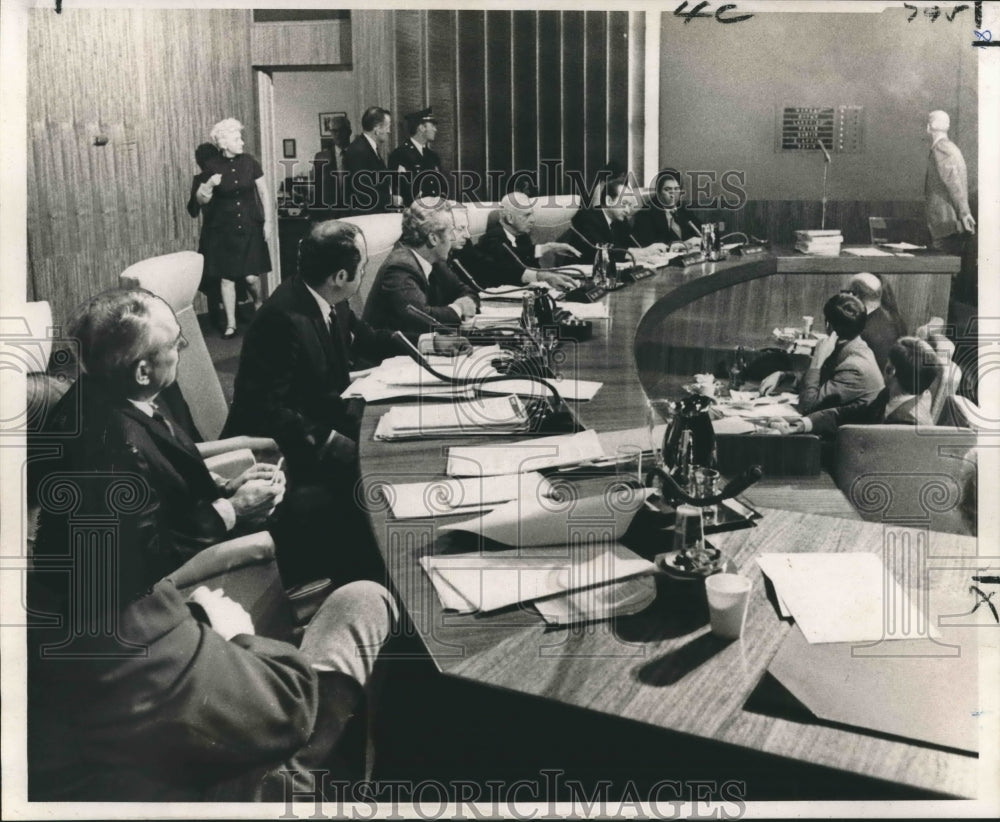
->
632;168;703;249
225;220;402;478
362;198;479;338
455;192;581;289
312;115;352;211
787;337;940;437
844;272;906;372
343;106;396;214
760;292;884;414
562;176;666;265
34;289;285;590
28;287;399;800
387;106;448;206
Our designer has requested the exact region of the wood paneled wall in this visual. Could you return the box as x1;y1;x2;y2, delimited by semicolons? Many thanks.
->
27;8;257;326
251;19;350;68
389;9;633;200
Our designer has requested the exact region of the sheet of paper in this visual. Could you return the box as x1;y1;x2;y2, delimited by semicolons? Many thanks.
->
563;301;610;320
420;543;657;614
712;417;757;435
476;377;602;402
843;247;894;257
439;486;654;547
533;576;657;626
756;552;939;644
385;472;552;520
880;241;926;251
374;395;529;440
446;429;605;476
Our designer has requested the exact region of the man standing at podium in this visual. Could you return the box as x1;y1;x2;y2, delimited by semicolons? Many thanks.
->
924;109;975;254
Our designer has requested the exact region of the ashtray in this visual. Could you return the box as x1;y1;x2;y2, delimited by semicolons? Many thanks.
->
657;543;727;581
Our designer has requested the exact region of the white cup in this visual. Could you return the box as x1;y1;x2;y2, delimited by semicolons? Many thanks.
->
704;573;752;639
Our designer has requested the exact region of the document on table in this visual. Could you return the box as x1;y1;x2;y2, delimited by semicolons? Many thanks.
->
373;395;530;440
446;429;605;477
420;542;657;614
533;576;658;626
843;246;894;257
439;485;654;547
384;472;552;520
880;241;926;251
756;552;939;644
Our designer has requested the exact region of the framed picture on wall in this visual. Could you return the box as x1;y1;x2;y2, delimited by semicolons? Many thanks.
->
282;139;296;159
319;111;347;138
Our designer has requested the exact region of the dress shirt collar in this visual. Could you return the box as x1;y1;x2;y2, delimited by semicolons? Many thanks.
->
304;282;334;325
502;225;520;246
603;210;615;228
884;392;922;420
409;247;434;282
364;133;379;153
409;138;425;156
127;398;158;418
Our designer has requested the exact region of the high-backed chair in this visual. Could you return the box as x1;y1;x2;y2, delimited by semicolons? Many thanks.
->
833;424;977;535
340;212;403;315
120;251;229;440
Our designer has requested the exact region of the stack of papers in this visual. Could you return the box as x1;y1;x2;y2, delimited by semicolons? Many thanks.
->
384;472;552;520
373;395;530;440
756;552;939;644
446;429;606;476
716;393;801;420
794;229;842;256
843;246;894;257
420;543;657;614
344;349;603;403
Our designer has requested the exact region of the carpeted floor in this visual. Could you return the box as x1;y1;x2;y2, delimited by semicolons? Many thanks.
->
198;307;254;406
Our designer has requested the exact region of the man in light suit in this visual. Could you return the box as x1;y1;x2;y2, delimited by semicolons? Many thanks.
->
788;337;940;437
761;292;884;414
343;106;395;214
362;197;479;338
924;109;975;253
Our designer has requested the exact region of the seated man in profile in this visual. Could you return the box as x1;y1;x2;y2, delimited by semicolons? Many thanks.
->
760;292;884;415
34;288;287;588
562;176;667;265
362;197;479;337
455;192;581;289
786;336;940;436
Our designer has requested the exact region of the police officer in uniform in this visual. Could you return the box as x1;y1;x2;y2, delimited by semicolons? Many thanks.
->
388;107;447;205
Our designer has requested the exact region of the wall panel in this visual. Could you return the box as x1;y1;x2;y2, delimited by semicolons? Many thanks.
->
511;11;538;187
485;12;514;193
250;19;350;67
536;12;563;195
584;12;609;185
560;12;586;195
456;11;487;200
27;8;256;325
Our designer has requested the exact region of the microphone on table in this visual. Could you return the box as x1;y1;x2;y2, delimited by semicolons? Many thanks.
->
500;244;586;279
568;224;597;250
391;331;581;434
404;305;472;357
406;303;460;331
452;258;532;296
568;225;636;267
646;464;764;507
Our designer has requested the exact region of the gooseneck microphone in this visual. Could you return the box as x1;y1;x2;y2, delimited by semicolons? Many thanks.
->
391;331;580;433
451;258;529;296
568;224;597;250
406;303;460;332
649;465;764;507
500;243;586;279
569;224;636;266
815;139;832;164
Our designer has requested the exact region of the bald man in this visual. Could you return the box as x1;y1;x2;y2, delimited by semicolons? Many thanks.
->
844;272;906;372
456;193;580;289
925;110;975;253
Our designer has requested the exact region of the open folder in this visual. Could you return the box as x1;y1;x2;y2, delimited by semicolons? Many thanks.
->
373;395;531;440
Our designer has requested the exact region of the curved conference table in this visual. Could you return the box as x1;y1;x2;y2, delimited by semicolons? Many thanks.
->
358;248;979;800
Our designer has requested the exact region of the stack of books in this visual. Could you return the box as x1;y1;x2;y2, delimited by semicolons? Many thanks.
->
794;229;843;256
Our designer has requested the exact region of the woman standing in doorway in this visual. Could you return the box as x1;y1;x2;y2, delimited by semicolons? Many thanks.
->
198;118;272;338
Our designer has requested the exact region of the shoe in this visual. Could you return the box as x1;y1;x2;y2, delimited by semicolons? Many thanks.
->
222;326;237;339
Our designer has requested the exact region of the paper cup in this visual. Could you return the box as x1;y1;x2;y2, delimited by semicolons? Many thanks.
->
704;573;752;639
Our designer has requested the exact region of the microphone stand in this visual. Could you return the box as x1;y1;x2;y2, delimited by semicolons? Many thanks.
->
392;331;581;433
816;140;832;231
646;464;764;507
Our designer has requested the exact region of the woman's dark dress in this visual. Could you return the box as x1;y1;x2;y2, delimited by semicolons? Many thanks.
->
200;153;271;282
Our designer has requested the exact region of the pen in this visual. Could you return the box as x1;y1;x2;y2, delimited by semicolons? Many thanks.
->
972;575;1000;585
271;457;284;484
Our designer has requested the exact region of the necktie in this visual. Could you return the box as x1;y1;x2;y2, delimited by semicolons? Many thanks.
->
149;403;174;438
666;210;681;239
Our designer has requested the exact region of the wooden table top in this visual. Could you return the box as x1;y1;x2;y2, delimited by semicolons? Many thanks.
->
358;251;979;798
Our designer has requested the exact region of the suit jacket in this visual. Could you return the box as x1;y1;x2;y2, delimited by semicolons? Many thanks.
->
925;137;971;242
27;575;320;801
632;205;702;246
562;207;634;265
805;388;933;437
32;375;228;602
223;276;400;477
861;305;906;373
312;147;348;210
362;245;479;338
457;222;539;288
343;135;392;214
387;138;446;205
798;335;884;414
